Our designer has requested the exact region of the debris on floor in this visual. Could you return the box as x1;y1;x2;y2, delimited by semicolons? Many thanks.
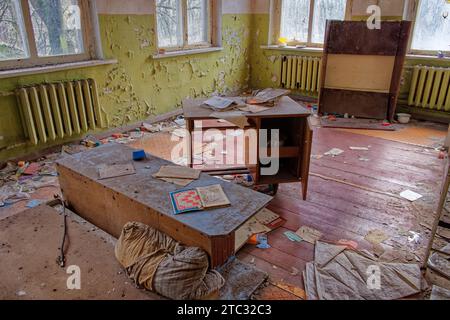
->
365;229;389;245
218;258;268;300
284;231;303;243
304;241;423;300
296;226;323;244
324;148;344;157
400;190;423;202
430;285;450;300
428;244;450;279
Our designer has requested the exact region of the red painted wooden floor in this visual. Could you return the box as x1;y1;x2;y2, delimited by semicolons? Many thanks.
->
235;128;443;300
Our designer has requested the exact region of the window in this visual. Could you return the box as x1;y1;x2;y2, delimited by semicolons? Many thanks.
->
272;0;349;47
156;0;213;50
410;0;450;53
0;0;94;70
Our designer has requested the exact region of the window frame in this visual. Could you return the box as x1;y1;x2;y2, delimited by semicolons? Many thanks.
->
406;0;450;55
155;0;216;52
0;0;96;71
270;0;352;48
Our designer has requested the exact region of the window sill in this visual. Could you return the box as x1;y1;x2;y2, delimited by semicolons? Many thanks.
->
0;59;118;79
261;45;323;54
406;54;450;62
152;47;223;59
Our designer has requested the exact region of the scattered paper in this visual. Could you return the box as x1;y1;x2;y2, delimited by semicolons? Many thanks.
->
247;88;290;104
349;147;370;151
235;217;271;251
365;229;389;245
359;156;370;162
154;165;201;180
204;96;235;110
400;190;423;202
324;148;344;157
255;208;280;225
98;164;136;180
337;239;359;250
296;226;323;244
311;155;324;160
26;199;43;208
284;231;303;243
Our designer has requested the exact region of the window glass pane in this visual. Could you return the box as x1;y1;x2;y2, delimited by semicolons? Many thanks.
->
411;0;450;52
157;0;183;48
28;0;84;57
311;0;346;44
188;0;209;44
0;0;29;61
280;0;311;43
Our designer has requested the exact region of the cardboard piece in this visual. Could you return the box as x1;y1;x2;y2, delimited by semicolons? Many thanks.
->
154;165;201;180
365;229;389;245
98;164;136;180
296;226;323;244
255;208;280;225
235;217;271;251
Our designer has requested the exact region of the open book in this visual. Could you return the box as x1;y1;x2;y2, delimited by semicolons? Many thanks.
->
169;184;231;215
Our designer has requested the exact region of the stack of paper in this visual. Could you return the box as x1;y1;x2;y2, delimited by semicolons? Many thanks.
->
203;97;236;111
153;165;201;187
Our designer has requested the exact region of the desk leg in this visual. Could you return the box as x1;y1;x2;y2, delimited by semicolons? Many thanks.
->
186;119;194;168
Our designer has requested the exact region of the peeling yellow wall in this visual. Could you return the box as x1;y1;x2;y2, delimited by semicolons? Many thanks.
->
0;13;252;161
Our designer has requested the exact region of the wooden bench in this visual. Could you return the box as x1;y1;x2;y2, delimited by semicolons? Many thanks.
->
56;144;272;268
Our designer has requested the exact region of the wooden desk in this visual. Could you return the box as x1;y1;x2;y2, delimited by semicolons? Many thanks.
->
183;96;313;200
56;144;272;268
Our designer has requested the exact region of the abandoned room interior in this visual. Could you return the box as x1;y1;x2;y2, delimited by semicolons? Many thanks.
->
1;0;450;303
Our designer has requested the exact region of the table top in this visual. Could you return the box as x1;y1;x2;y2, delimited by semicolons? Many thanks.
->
56;144;272;237
183;96;311;120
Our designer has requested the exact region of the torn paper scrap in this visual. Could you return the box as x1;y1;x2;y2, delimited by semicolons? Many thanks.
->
284;231;303;243
154;165;201;180
324;148;344;157
204;96;235;110
349;147;370;151
296;226;323;244
365;229;389;245
400;190;423;202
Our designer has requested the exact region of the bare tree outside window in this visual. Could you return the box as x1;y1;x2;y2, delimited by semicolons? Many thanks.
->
279;0;346;45
0;0;29;60
156;0;211;49
280;0;311;43
188;0;209;45
29;0;84;57
156;0;183;48
311;0;346;43
411;0;450;52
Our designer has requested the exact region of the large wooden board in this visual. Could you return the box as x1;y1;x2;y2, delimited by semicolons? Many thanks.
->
324;55;395;93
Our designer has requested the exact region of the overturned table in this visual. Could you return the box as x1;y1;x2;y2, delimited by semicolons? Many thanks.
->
56;144;272;268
